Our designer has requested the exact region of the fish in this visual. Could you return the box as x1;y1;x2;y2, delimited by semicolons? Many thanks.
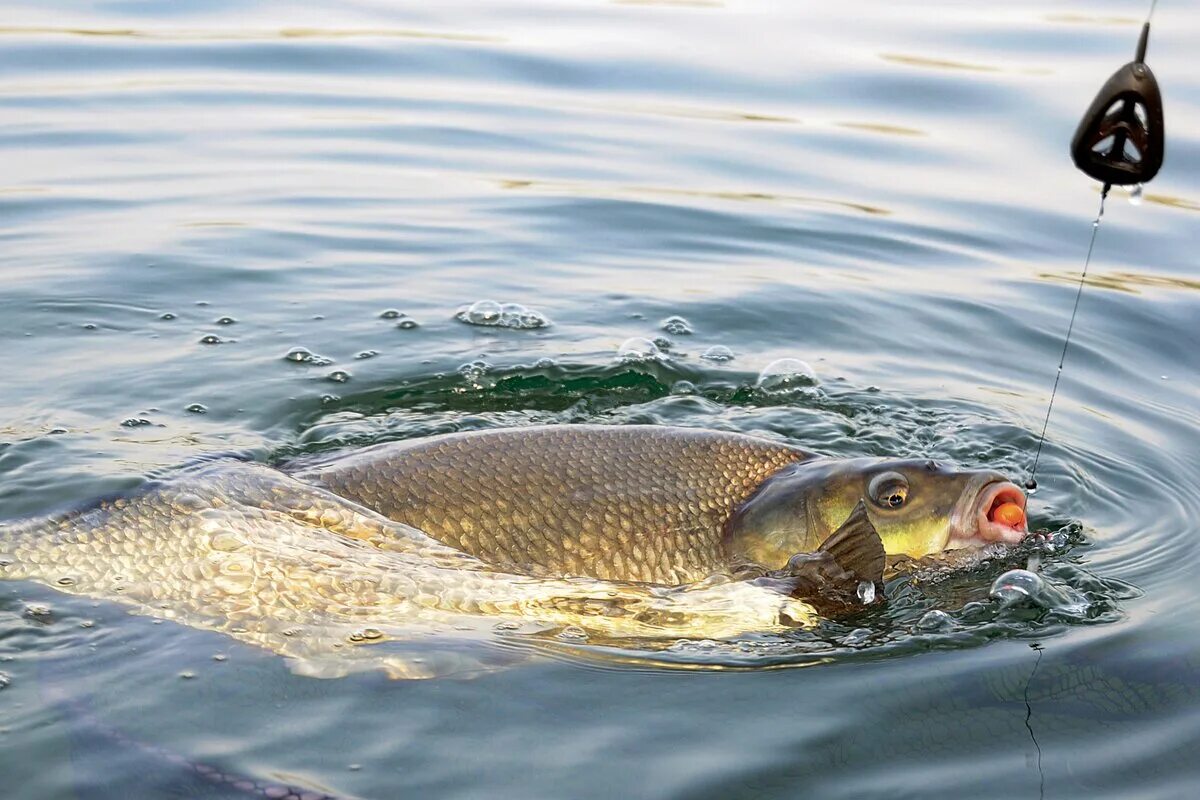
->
0;424;1027;673
298;424;1028;584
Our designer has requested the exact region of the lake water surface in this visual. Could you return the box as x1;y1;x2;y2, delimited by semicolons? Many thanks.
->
1;1;1199;798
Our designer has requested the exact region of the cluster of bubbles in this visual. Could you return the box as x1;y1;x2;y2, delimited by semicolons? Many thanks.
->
455;300;550;330
660;315;693;336
380;309;419;330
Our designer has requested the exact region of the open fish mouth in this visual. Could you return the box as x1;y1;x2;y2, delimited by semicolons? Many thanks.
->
948;477;1028;549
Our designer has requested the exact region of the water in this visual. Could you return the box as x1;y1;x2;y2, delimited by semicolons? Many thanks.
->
1;1;1198;797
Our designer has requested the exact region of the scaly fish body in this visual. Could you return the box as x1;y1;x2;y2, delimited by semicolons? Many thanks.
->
299;425;811;584
0;424;1027;672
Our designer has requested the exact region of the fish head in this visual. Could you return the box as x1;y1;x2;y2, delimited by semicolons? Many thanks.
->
724;457;1027;568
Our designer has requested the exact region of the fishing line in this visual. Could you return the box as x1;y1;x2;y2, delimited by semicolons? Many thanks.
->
1026;4;1166;490
1026;186;1109;490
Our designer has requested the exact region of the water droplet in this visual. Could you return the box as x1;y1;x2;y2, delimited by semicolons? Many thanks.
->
397;318;420;330
616;337;664;362
185;403;208;414
1129;183;1144;205
701;345;735;363
756;358;818;392
660;315;693;335
199;334;224;345
216;316;236;325
159;312;176;321
355;350;379;360
121;417;152;428
856;581;876;604
326;370;351;383
379;309;402;319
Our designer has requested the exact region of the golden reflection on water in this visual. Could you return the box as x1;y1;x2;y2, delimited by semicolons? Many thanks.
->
836;121;926;138
0;26;503;44
1037;270;1200;295
881;53;1052;77
1043;13;1140;27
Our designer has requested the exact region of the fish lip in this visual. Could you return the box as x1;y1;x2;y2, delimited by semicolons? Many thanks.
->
948;477;1028;549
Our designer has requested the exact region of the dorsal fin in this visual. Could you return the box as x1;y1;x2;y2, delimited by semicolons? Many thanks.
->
818;500;885;585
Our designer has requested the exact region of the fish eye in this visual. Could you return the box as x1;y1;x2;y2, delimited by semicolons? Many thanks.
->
868;472;910;510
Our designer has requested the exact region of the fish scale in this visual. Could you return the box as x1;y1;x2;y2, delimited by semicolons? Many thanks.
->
300;425;810;584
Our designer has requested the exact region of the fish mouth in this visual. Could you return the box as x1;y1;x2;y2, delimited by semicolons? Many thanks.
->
947;477;1028;549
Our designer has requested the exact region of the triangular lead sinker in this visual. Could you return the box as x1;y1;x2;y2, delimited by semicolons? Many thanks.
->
1071;23;1165;186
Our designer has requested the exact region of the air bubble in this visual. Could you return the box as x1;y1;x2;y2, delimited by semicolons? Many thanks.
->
216;316;236;325
660;315;693;335
916;609;954;631
179;671;196;680
283;347;332;366
456;300;549;329
989;568;1089;617
199;335;224;345
458;360;495;388
616;337;664;363
355;350;379;360
557;625;588;642
159;313;176;321
285;347;313;362
185;403;208;414
397;319;420;330
380;309;402;319
0;673;9;691
671;380;697;395
82;323;98;331
756;358;818;392
326;370;351;383
121;418;152;428
701;345;735;363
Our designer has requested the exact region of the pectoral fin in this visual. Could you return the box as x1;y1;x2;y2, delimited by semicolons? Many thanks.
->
817;500;885;586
